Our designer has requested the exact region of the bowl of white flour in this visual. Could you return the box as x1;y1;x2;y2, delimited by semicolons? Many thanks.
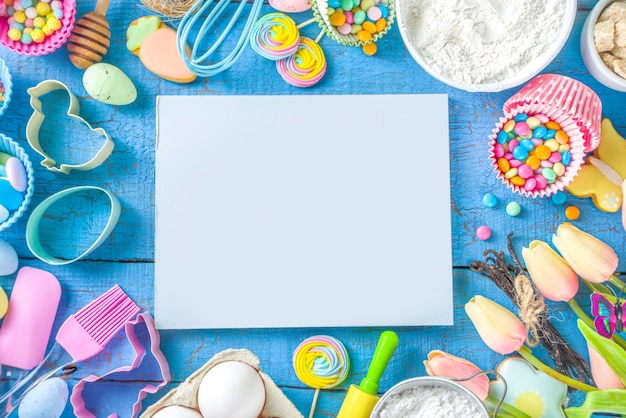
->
370;376;489;418
396;0;577;92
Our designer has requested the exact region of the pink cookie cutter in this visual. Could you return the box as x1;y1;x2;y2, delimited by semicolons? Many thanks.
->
70;312;170;418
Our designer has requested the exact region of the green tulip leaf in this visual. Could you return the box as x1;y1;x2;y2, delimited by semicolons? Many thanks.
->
577;319;626;387
564;389;626;418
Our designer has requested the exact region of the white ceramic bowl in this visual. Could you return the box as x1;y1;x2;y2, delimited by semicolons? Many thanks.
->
581;0;626;92
396;0;577;92
370;376;489;418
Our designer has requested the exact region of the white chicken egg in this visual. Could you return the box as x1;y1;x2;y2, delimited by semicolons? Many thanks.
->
153;405;204;418
18;377;68;418
197;361;266;418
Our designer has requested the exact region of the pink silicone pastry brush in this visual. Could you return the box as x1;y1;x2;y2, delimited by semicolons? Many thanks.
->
0;284;140;416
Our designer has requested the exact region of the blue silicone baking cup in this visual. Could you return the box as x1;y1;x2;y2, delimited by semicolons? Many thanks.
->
0;58;12;118
0;134;35;232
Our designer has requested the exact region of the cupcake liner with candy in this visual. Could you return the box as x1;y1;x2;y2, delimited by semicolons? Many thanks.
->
0;134;35;232
489;74;600;198
503;74;602;153
0;0;76;56
488;109;586;198
0;58;12;118
311;0;394;47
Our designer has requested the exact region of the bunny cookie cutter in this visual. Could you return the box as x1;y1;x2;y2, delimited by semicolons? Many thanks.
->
26;80;114;174
70;312;171;418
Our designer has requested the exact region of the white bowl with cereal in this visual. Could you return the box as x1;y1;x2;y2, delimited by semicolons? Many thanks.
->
581;0;626;92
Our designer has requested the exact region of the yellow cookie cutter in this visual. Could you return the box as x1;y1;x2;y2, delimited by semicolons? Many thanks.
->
26;80;114;174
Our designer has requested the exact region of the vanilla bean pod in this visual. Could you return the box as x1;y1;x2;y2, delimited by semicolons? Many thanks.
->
469;232;593;385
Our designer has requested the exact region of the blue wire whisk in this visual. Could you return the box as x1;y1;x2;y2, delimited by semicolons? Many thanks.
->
176;0;264;77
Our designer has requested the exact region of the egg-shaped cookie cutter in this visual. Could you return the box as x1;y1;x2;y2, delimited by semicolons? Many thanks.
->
26;80;114;174
25;186;121;265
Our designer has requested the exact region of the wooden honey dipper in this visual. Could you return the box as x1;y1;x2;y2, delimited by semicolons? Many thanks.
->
67;0;111;69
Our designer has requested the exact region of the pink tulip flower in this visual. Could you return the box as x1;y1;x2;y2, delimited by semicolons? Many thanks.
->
552;222;618;284
465;295;527;355
588;343;625;390
521;240;579;302
424;350;489;400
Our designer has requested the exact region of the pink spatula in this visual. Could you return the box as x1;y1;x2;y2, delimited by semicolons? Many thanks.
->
0;284;140;416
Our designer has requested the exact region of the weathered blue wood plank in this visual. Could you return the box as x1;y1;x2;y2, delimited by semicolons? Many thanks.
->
0;1;624;417
0;261;590;416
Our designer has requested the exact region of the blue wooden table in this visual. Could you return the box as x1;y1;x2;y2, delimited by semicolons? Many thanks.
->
1;0;625;416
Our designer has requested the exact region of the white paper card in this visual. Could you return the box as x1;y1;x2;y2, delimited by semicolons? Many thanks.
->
155;94;452;329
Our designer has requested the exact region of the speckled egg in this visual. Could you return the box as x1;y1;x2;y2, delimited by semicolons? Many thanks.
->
269;0;311;12
0;238;18;276
83;63;137;106
18;377;68;418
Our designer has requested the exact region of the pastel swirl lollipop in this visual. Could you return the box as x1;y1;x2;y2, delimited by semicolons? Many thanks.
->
293;335;350;418
250;12;300;60
276;37;326;88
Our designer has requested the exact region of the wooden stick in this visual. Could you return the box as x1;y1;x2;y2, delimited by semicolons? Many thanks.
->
308;388;320;418
297;17;316;29
94;0;111;16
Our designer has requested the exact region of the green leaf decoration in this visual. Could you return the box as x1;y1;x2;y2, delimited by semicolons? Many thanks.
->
577;319;626;387
564;389;626;418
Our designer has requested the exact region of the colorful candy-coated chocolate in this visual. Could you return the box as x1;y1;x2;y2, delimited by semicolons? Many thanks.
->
565;205;580;220
551;192;567;205
4;157;27;192
0;179;23;210
493;113;574;194
505;201;521;217
362;42;376;55
523;178;537;191
476;225;491;241
526;116;540;129
326;0;388;48
513;121;529;136
517;164;532;179
482;193;497;208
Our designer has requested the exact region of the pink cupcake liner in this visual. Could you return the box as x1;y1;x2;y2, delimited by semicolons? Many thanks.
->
488;103;587;198
0;0;76;56
503;74;602;153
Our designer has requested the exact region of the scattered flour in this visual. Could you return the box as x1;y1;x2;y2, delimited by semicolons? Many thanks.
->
398;0;568;86
376;385;485;418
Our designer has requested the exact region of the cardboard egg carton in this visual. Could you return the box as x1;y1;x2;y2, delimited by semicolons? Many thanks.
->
140;348;304;418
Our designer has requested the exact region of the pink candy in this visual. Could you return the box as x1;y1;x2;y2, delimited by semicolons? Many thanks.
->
513;121;529;136
476;226;491;241
517;164;532;179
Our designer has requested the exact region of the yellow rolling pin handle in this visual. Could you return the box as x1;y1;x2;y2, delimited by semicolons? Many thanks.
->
336;331;399;418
